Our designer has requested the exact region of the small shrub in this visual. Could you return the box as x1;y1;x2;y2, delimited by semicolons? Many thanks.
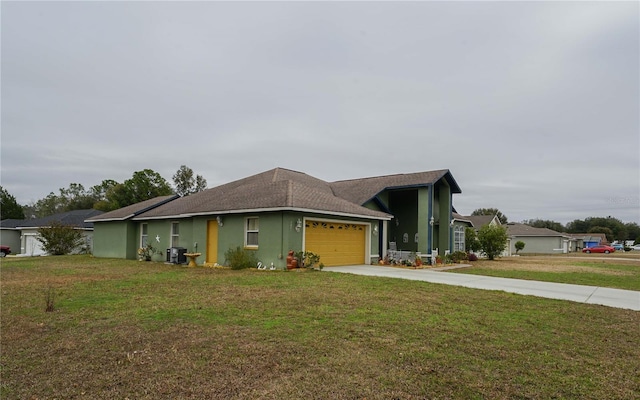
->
37;222;84;255
467;253;478;262
137;243;159;261
294;251;321;268
515;241;525;254
450;251;468;263
477;224;508;260
224;246;258;270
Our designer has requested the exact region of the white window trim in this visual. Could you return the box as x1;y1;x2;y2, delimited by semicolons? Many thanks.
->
245;217;259;248
141;223;148;248
171;222;180;248
454;226;465;252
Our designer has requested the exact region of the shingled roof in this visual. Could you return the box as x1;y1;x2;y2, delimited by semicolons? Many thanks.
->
17;209;105;229
134;168;392;220
464;215;499;228
0;219;25;229
87;195;179;222
331;169;461;205
505;223;569;237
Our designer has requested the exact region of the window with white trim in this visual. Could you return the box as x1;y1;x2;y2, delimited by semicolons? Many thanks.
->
454;226;465;252
171;222;180;247
245;217;259;247
141;223;148;248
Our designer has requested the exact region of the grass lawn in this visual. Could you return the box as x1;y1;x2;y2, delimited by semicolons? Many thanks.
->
2;256;639;399
446;255;640;291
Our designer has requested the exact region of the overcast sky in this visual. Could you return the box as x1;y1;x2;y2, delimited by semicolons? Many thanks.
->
2;1;639;224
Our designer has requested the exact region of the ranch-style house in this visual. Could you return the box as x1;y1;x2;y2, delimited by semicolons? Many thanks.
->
87;167;462;267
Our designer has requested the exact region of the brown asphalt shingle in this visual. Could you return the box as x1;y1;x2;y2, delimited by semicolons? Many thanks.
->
135;168;391;220
505;223;568;237
331;169;460;205
87;195;178;222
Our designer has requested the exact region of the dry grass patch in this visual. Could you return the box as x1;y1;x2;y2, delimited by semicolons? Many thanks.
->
474;258;631;275
451;255;640;290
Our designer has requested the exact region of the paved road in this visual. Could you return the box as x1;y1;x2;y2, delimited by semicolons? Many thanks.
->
324;265;640;311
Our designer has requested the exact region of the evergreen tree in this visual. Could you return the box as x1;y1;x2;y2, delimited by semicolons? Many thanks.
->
0;186;25;220
172;165;208;197
110;169;174;208
523;219;565;232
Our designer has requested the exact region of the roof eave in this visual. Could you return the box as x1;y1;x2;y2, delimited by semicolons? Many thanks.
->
442;170;462;194
84;214;136;223
85;195;180;223
133;207;393;221
509;234;571;238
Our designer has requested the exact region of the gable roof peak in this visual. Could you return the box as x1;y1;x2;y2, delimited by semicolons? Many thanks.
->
271;167;302;182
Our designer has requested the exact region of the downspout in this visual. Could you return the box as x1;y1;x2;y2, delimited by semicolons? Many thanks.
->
427;185;433;257
378;220;384;261
281;211;285;267
449;191;454;253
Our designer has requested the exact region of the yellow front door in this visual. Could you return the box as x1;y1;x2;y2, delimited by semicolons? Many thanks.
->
305;221;366;266
207;221;219;265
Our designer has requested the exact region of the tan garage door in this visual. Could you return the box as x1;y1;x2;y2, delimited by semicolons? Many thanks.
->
305;221;366;266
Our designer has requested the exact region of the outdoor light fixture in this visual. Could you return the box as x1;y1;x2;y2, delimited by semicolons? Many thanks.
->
373;225;378;236
295;218;302;232
430;216;435;226
450;219;455;227
216;216;223;227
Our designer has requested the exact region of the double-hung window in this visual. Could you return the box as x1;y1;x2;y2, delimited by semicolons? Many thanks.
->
245;217;259;248
454;226;465;252
171;222;180;247
141;223;148;248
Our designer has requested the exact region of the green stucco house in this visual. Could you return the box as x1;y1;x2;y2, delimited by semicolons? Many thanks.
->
87;167;461;267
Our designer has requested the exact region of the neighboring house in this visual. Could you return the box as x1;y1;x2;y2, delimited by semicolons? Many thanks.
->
465;214;502;231
566;233;607;250
9;209;104;256
88;167;462;267
460;216;579;255
458;213;506;256
0;219;24;254
504;223;574;255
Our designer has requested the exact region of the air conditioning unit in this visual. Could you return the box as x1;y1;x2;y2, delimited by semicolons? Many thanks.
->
167;247;187;264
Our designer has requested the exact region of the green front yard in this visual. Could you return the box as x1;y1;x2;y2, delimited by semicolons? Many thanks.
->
1;256;638;399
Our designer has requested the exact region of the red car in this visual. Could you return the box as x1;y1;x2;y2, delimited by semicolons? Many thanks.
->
582;245;615;254
0;245;10;257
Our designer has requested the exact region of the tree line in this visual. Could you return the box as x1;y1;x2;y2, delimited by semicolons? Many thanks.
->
1;165;206;220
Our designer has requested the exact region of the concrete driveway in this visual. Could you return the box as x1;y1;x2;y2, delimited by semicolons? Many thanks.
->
324;265;640;311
